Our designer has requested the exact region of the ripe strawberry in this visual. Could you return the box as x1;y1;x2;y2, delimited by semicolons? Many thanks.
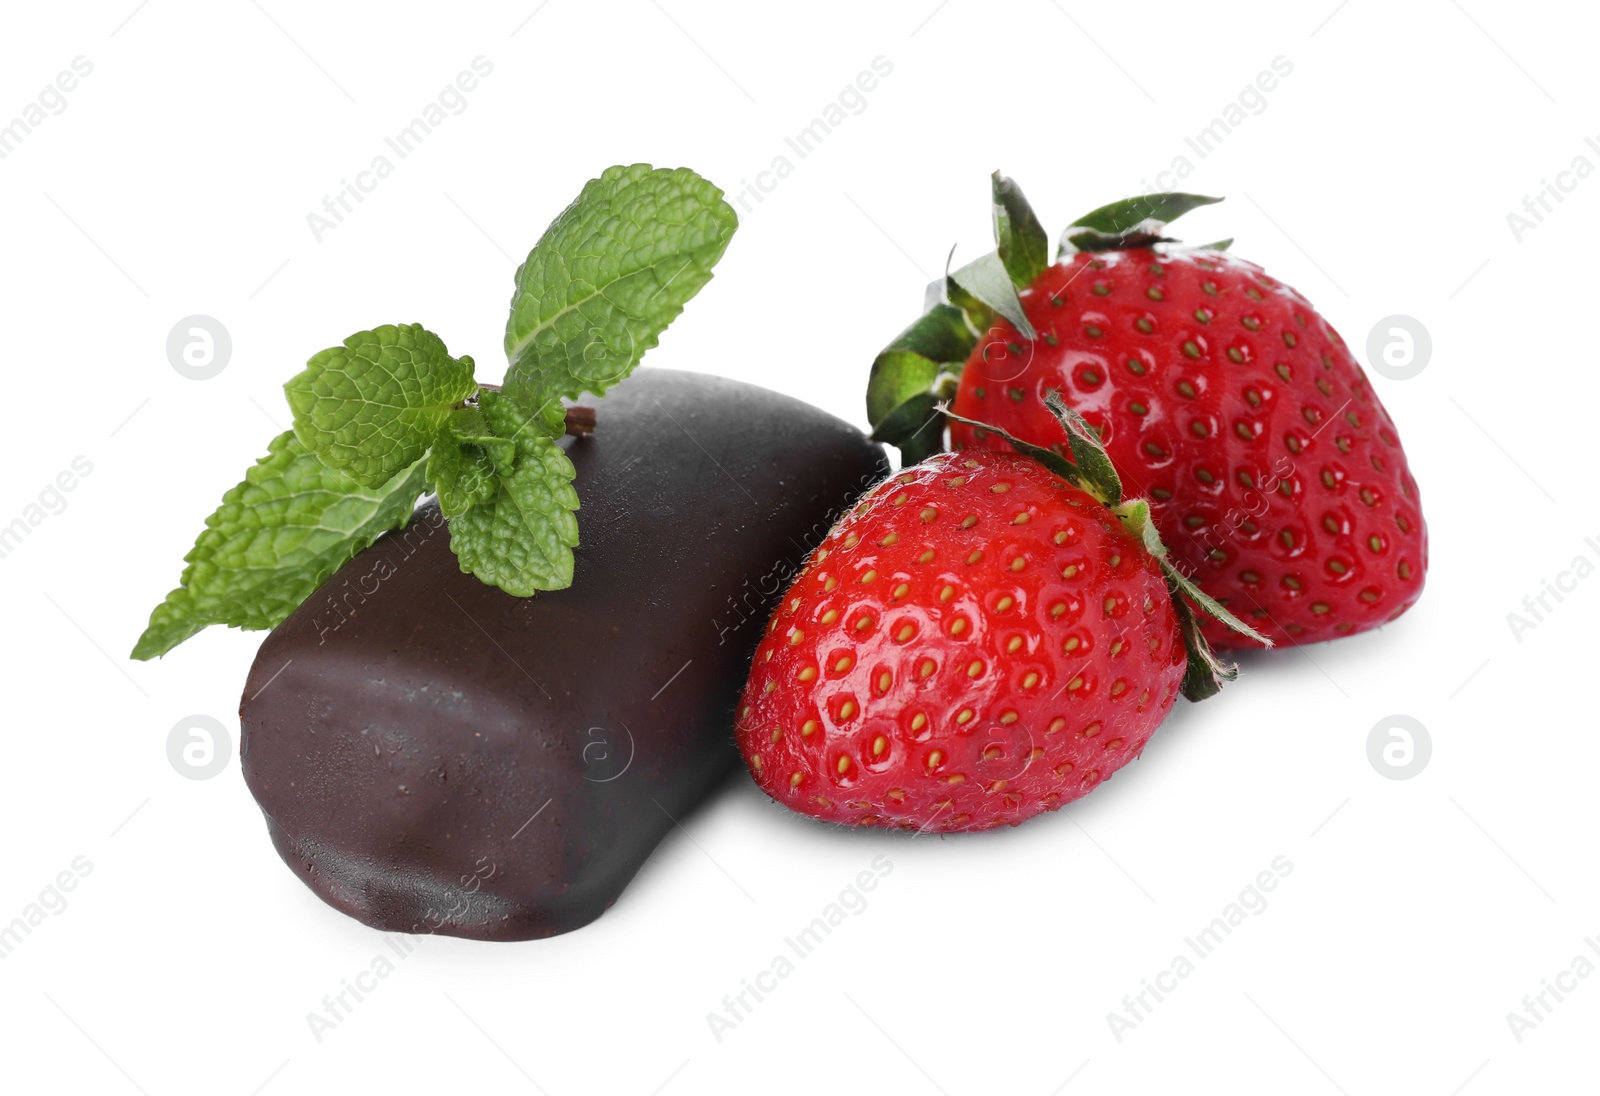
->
734;449;1190;833
870;178;1427;649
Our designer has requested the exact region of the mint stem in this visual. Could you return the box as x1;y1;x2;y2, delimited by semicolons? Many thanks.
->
462;383;596;436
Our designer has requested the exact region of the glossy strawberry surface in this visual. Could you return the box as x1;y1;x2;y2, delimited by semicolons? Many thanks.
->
735;451;1185;833
949;249;1427;648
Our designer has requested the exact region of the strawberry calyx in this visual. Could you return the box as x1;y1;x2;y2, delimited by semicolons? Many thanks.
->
1059;192;1223;255
943;389;1270;701
865;174;1224;465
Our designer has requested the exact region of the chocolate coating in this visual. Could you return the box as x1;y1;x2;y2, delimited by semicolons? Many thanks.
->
240;369;888;940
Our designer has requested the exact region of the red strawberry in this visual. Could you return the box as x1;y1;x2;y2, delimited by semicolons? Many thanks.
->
734;449;1190;833
869;179;1427;649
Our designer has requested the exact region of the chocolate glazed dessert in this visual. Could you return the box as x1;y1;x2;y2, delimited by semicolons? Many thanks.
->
240;369;888;940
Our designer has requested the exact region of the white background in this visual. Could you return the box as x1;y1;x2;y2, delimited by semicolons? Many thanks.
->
1;1;1594;1093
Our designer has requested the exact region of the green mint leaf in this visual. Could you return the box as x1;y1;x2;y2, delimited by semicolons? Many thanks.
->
447;392;580;596
503;164;737;412
948;250;1036;340
1061;193;1223;255
131;431;427;659
427;406;517;518
992;172;1049;289
1042;390;1122;505
284;323;477;488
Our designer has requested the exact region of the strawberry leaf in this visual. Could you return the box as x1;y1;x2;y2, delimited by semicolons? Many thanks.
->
1168;584;1238;702
866;303;973;427
948;250;1036;340
871;391;946;465
866;301;978;464
1061;193;1223;255
1160;558;1273;648
942;406;1082;488
947;398;1270;699
1042;390;1121;505
992;172;1048;289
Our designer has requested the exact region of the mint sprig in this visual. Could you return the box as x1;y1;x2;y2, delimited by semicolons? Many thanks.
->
427;406;517;518
133;163;736;660
503;163;738;421
445;392;580;596
130;432;429;661
284;324;477;488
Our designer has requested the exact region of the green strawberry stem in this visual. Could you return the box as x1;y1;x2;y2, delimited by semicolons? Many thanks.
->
942;391;1269;702
864;175;1227;466
1058;192;1223;255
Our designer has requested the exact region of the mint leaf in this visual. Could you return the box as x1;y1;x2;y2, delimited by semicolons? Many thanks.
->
447;392;580;596
285;323;476;488
131;431;427;660
503;164;737;412
427;407;516;518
